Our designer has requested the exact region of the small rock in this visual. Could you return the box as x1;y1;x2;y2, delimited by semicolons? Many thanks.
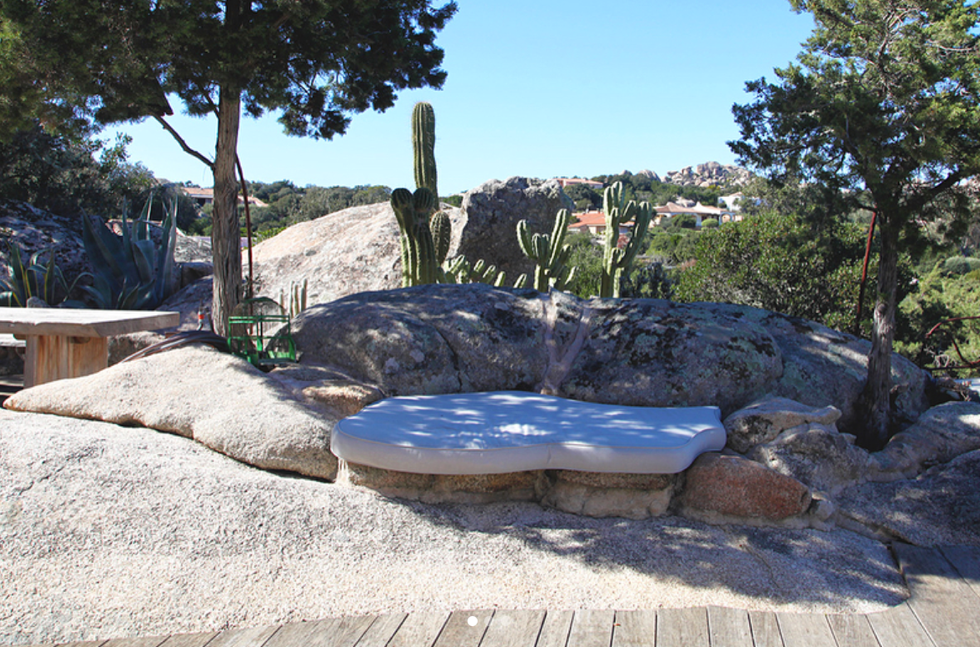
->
724;396;842;453
747;423;871;494
679;453;812;521
541;471;676;520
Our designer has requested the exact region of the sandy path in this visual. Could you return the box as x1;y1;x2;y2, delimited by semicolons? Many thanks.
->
0;409;905;645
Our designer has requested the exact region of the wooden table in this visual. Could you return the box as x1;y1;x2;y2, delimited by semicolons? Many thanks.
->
0;307;180;387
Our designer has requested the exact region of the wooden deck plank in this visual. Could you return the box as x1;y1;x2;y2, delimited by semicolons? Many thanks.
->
826;614;880;647
566;609;615;647
865;603;935;647
656;607;708;647
431;610;492;647
479;609;546;647
894;543;980;647
100;637;168;647
386;611;450;647
940;544;980;599
706;606;753;647
353;613;408;647
534;610;574;647
55;642;108;647
261;616;375;647
200;624;280;647
157;633;220;647
747;611;783;647
610;610;655;647
261;619;340;647
775;614;836;647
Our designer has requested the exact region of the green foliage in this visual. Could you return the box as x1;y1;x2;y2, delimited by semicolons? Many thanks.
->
600;182;653;298
675;212;883;334
80;192;179;309
701;218;718;229
561;233;604;298
246;182;391;233
562;183;602;211
941;256;980;276
896;270;980;369
729;0;980;444
516;209;576;292
0;124;154;217
619;262;674;300
0;243;85;307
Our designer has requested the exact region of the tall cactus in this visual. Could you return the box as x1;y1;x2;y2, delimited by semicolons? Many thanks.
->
600;181;653;298
413;102;438;198
517;208;576;292
392;187;439;286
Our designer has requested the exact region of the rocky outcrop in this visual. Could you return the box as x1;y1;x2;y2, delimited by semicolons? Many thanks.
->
662;162;752;188
249;177;573;311
455;177;574;284
251;202;407;308
3;345;338;481
290;284;931;429
0;200;89;285
836;450;980;545
5;283;976;539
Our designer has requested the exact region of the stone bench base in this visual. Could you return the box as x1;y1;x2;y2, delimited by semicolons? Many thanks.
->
337;457;813;524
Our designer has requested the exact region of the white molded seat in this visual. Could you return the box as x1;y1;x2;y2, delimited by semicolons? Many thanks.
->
332;391;726;475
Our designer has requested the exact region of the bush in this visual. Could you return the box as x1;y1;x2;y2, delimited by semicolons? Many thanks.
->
941;256;980;276
674;212;894;335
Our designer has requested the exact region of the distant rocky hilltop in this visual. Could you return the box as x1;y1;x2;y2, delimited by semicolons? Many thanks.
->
635;162;753;188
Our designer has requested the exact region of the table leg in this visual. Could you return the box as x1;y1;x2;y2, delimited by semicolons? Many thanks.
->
24;335;109;388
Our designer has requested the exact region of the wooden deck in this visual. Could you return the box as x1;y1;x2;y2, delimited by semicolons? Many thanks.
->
21;543;980;647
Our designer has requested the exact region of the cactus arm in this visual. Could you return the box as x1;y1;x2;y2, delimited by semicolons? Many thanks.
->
430;211;451;265
412;102;438;198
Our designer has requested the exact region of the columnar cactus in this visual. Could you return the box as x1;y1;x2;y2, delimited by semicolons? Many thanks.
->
600;181;653;298
413;102;438;199
430;210;451;266
517;208;576;292
391;187;439;286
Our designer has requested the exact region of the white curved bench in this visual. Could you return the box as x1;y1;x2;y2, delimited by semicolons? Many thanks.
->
332;391;726;475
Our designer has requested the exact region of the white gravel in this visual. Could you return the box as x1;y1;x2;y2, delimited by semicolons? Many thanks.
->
0;409;906;646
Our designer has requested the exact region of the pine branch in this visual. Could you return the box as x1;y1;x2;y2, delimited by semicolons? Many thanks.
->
153;115;214;171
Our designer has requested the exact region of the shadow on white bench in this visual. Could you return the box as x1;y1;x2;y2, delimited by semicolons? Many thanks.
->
332;391;726;475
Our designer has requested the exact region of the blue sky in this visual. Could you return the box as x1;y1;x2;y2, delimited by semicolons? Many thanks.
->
113;1;815;195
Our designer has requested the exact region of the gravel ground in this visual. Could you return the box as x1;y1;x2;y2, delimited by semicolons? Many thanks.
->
0;409;906;646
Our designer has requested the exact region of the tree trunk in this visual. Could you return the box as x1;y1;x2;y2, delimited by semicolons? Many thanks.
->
210;85;243;336
859;213;899;450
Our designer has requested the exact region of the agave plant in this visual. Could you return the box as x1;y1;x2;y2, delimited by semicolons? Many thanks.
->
0;243;87;307
81;190;179;310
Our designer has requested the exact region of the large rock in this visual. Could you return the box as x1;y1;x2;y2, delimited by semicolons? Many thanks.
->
678;453;812;522
705;303;930;433
250;177;573;310
291;285;932;427
3;345;338;480
455;177;574;283
870;401;980;480
836;449;980;545
559;299;782;413
251;202;405;307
